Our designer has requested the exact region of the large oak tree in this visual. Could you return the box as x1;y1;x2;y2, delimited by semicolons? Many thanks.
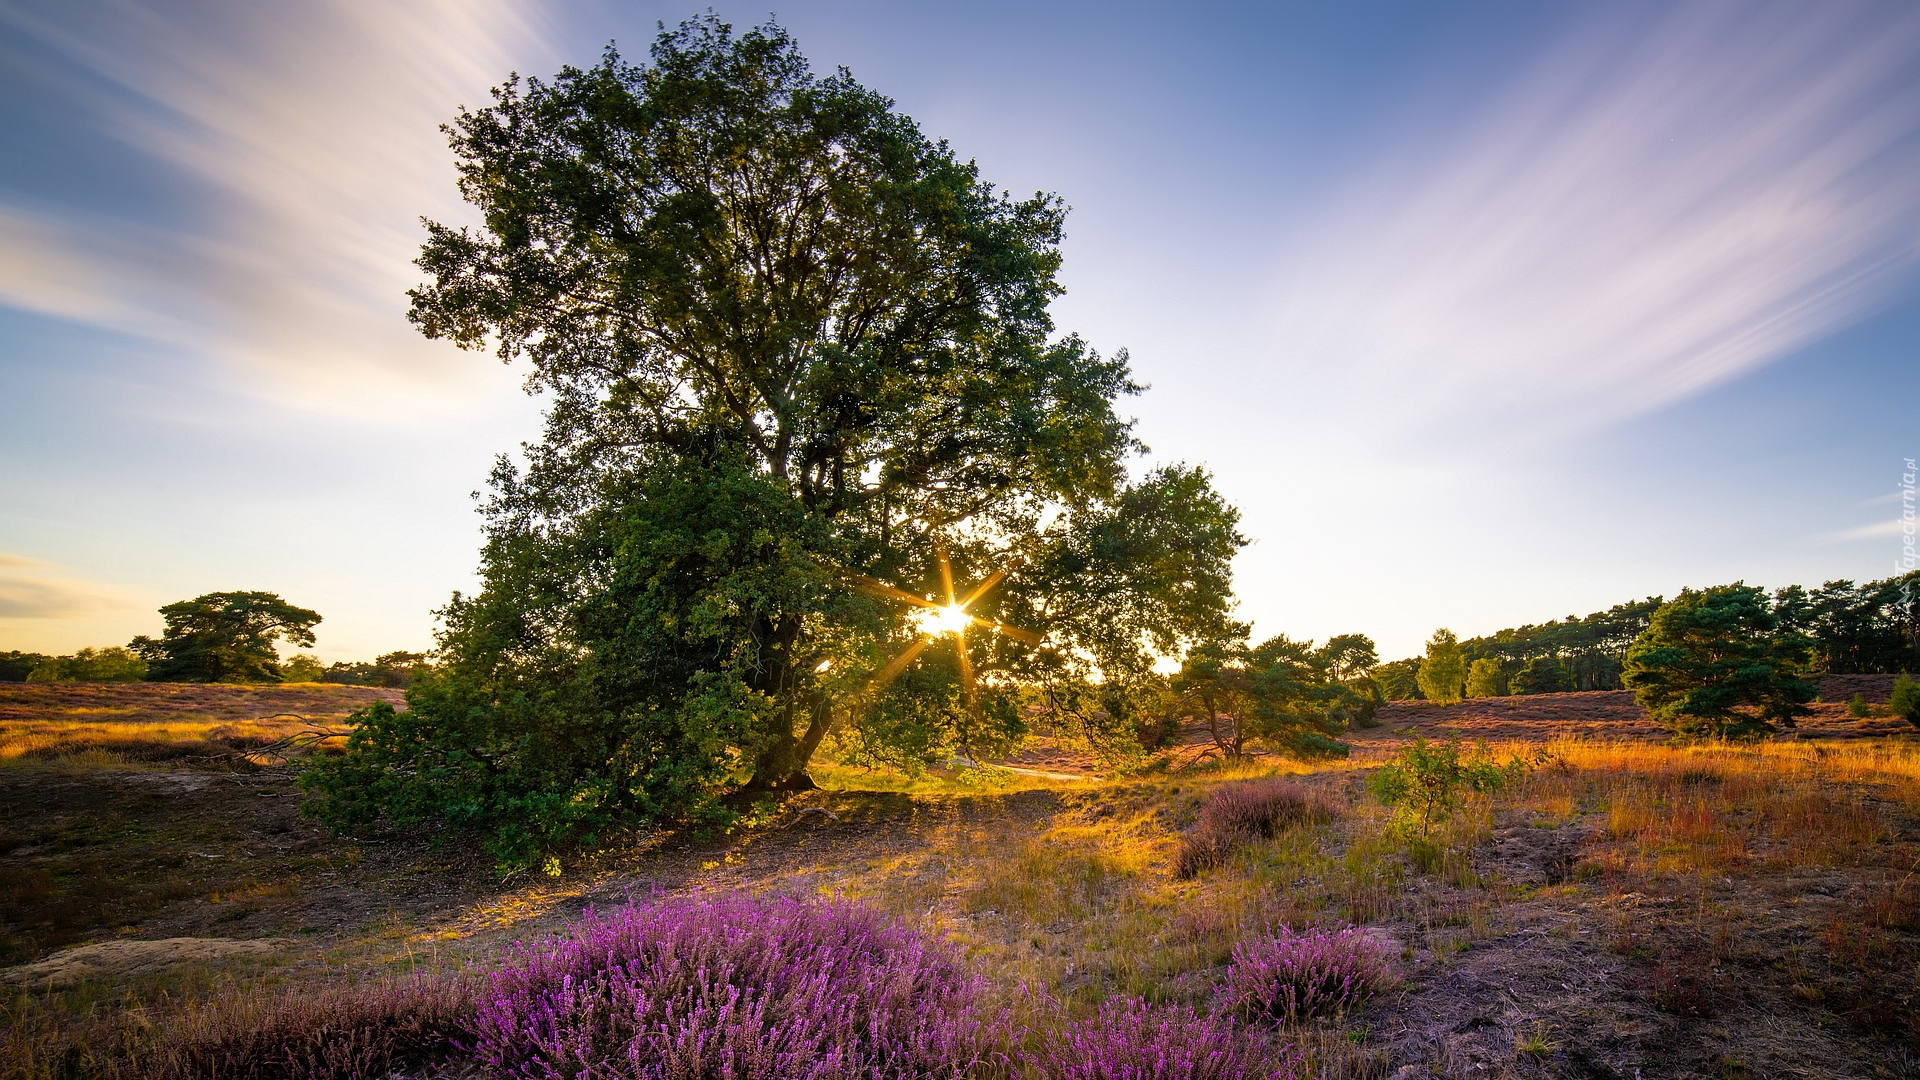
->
303;17;1243;868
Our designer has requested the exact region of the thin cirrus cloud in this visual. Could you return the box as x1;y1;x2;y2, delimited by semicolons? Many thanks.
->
0;552;132;619
1258;1;1920;447
1808;519;1915;546
0;0;550;412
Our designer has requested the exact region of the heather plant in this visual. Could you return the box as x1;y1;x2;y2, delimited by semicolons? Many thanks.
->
1033;997;1301;1080
467;893;992;1080
1175;778;1331;878
1227;925;1393;1024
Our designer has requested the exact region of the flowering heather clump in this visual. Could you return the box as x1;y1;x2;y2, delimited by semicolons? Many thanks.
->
468;893;991;1080
1034;997;1302;1080
1227;925;1393;1023
1176;779;1330;878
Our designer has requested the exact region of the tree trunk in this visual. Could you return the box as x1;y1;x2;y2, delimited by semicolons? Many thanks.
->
743;693;832;792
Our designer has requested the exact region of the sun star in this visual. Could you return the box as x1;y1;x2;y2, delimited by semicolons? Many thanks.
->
833;540;1041;712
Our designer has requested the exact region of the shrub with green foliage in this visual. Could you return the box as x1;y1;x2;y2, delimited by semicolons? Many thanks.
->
1622;583;1815;739
1847;692;1872;718
1891;674;1920;728
1367;737;1528;839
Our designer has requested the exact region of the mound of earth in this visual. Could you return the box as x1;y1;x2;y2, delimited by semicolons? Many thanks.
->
1;936;292;988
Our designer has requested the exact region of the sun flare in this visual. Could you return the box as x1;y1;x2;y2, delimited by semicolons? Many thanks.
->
914;603;973;637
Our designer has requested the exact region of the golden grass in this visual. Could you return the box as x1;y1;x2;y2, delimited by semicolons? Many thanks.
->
0;683;402;768
1502;737;1919;882
3;726;1916;1080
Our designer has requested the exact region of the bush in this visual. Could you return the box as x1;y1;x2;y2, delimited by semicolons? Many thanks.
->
1367;737;1527;839
126;974;475;1080
1034;997;1299;1080
1175;779;1331;878
1227;925;1394;1023
468;894;991;1080
1891;675;1920;728
279;654;325;683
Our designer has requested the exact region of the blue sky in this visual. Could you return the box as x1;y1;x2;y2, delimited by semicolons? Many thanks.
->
1;0;1916;662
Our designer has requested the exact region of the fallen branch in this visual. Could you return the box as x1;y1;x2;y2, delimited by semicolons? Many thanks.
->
777;806;841;829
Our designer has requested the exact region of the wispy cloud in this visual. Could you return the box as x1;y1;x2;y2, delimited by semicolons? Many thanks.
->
0;553;132;618
0;0;550;411
1808;519;1910;546
1260;0;1920;444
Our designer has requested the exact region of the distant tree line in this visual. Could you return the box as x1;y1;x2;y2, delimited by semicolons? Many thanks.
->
0;591;430;687
1381;570;1919;701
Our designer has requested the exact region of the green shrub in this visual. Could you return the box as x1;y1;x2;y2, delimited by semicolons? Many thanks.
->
1368;737;1528;839
1846;693;1871;718
1891;675;1920;729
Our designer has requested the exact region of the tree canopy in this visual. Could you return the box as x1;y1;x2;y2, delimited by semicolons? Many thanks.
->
1416;629;1466;705
1622;583;1816;739
26;647;147;683
1165;633;1368;762
130;592;321;684
303;17;1245;869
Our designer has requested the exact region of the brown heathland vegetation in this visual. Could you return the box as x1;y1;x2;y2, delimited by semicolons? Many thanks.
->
2;682;1916;1079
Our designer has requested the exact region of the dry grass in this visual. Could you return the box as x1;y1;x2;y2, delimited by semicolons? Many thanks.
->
0;683;401;768
2;685;1917;1079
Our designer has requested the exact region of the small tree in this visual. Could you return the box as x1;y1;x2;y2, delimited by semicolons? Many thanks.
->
1890;674;1920;728
280;654;325;683
1367;737;1526;838
1168;634;1355;761
131;592;322;683
1416;629;1467;704
1318;633;1383;727
1622;583;1815;739
1464;657;1507;698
